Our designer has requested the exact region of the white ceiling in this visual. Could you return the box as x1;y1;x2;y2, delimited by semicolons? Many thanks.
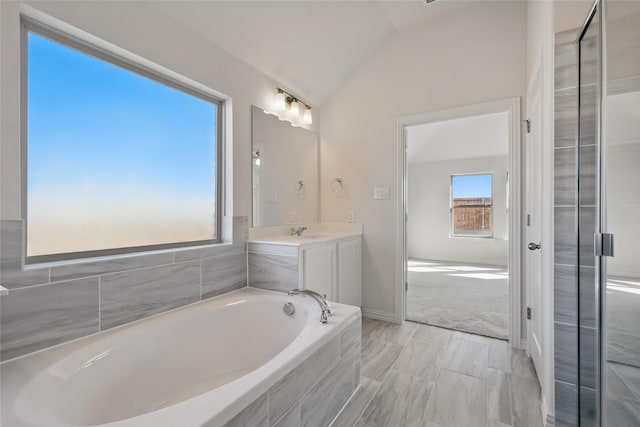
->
406;112;510;163
150;0;472;106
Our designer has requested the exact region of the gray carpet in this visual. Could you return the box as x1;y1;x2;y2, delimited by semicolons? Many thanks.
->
607;276;640;368
406;259;509;340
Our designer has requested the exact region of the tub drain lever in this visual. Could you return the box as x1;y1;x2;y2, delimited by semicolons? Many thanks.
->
283;302;295;316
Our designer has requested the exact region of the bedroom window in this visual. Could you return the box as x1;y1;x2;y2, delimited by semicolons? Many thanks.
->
450;174;493;237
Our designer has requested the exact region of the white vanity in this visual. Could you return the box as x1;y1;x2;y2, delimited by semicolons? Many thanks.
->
248;224;362;306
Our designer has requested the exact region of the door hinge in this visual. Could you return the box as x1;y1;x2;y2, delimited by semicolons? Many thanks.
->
527;307;532;320
523;119;531;134
405;282;408;291
527;214;531;226
594;233;615;257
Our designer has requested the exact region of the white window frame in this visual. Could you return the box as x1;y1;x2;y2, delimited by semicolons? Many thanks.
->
449;172;494;238
21;17;225;264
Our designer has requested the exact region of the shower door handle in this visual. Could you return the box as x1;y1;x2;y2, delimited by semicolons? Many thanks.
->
528;242;541;251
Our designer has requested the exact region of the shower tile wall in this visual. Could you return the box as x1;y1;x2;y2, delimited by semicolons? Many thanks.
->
0;216;248;361
554;26;600;426
577;13;600;426
554;29;580;427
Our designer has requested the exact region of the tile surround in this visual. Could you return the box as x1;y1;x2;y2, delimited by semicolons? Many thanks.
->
555;380;579;427
554;147;577;206
100;260;201;330
331;377;380;427
221;392;269;427
300;346;359;427
0;217;249;361
221;316;361;427
554;88;578;148
201;252;247;299
554;322;579;384
49;251;175;283
0;277;99;361
273;402;300;427
554;207;578;266
553;27;595;426
248;252;298;293
554;264;579;325
268;335;341;425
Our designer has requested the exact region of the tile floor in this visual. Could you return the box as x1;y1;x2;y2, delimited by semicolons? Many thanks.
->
332;318;543;427
605;361;640;425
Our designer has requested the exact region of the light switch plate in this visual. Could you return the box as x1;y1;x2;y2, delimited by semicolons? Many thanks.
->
373;186;390;200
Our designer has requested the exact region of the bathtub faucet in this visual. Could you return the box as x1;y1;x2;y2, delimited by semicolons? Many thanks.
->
287;289;332;323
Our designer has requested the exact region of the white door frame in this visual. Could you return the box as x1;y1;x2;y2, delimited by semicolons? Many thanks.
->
395;97;524;348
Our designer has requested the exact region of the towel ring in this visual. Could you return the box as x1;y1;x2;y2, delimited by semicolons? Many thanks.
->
331;177;344;194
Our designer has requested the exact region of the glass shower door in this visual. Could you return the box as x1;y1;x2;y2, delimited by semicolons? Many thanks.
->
602;1;640;425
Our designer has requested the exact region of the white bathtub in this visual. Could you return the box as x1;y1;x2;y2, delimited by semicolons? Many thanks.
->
0;288;361;427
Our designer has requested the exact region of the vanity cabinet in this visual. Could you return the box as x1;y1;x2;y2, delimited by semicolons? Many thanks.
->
336;237;362;306
300;236;362;306
301;244;337;302
247;226;363;307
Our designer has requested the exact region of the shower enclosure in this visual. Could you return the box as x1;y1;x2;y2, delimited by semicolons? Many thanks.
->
571;0;640;425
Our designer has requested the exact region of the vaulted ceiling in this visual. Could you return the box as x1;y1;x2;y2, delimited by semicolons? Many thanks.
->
151;0;473;106
407;112;510;163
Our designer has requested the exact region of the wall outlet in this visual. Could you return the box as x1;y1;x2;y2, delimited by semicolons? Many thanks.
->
289;211;296;222
373;186;390;200
348;211;355;223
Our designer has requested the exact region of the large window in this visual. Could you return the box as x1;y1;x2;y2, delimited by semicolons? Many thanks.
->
450;174;493;237
24;22;222;261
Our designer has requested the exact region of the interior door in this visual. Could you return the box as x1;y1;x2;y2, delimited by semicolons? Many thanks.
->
525;61;544;378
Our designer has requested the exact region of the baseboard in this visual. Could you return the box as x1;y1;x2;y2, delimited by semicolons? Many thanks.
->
541;378;554;427
361;308;399;323
545;414;555;427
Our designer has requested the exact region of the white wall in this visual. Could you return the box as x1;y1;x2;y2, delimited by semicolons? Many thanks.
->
554;0;594;34
408;156;509;266
0;1;319;222
319;1;526;317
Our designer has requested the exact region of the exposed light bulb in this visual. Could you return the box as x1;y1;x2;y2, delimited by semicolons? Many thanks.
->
275;92;286;111
254;158;261;166
303;108;312;124
289;100;300;117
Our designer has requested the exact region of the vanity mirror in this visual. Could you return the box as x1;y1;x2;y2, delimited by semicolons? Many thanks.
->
251;105;319;227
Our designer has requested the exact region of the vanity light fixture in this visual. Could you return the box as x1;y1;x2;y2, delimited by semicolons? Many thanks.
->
289;100;300;117
274;91;286;111
303;108;313;124
274;88;313;126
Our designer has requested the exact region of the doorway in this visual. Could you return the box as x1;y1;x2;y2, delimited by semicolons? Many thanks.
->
396;98;523;346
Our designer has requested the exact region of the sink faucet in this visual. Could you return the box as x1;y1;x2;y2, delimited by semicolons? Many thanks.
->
287;289;332;323
289;226;308;236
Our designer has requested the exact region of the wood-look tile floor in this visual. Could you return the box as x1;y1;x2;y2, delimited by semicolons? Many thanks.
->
332;318;544;427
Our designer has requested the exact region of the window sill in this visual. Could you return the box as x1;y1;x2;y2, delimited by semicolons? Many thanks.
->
449;235;495;240
24;241;235;271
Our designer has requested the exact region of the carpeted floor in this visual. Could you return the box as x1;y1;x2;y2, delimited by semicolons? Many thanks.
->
406;259;509;340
